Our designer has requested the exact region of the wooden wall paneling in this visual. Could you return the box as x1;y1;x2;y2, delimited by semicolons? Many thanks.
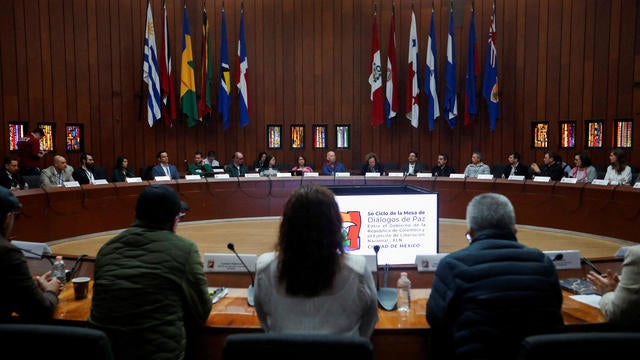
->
568;0;586;148
106;0;122;166
523;0;539;159
635;1;640;163
617;0;636;117
318;0;335;167
516;0;528;162
592;0;610;119
607;0;622;136
94;0;112;166
73;0;90;133
536;0;548;131
63;0;78;142
24;0;44;124
546;0;562;155
558;0;572;122
272;0;285;163
13;1;28;125
38;0;53;128
0;0;18;120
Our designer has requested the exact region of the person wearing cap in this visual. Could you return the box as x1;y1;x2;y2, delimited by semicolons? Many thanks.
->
17;128;47;176
0;187;62;321
89;184;211;360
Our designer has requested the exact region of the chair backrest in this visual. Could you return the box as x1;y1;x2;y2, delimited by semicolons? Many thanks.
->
518;331;640;359
23;175;41;188
222;333;374;360
0;323;114;360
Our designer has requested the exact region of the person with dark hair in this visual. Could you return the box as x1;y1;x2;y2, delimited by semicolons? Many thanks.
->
501;152;530;179
1;186;61;321
112;155;136;182
260;155;279;177
401;151;426;175
360;153;385;175
204;150;220;167
187;151;213;176
463;151;491;178
40;155;74;188
254;184;378;337
150;150;179;179
17;128;47;176
604;148;632;185
570;153;597;183
0;157;27;190
432;153;455;177
72;152;106;184
224;152;249;177
291;155;313;174
90;185;211;360
427;193;563;359
253;152;268;172
530;151;564;181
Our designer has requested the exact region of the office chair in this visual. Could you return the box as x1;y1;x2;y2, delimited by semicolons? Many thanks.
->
222;333;374;360
518;331;640;359
0;323;114;360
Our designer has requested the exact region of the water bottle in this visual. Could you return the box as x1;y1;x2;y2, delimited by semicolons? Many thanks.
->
52;255;67;286
397;272;411;312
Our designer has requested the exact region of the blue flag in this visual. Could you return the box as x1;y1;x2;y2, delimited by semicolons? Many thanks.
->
424;9;440;131
217;9;231;130
237;9;250;128
444;9;458;129
464;7;478;127
483;2;499;131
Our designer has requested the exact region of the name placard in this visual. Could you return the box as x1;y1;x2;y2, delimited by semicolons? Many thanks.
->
125;177;143;183
92;179;109;185
244;173;260;178
417;172;433;178
11;240;52;258
276;172;291;177
543;250;581;270
533;176;551;182
213;168;225;173
560;177;578;184
415;253;449;272
203;253;257;273
154;175;171;182
591;179;609;186
214;174;230;179
365;172;381;177
185;175;201;180
507;175;525;181
477;174;494;180
634;183;640;189
304;172;319;177
63;181;80;188
450;173;466;179
388;172;404;177
335;172;351;177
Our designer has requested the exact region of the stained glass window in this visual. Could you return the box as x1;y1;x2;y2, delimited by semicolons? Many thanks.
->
615;119;632;148
267;125;281;149
65;124;83;152
290;125;304;149
336;125;350;149
559;121;576;148
585;120;604;148
312;125;327;149
8;122;26;151
532;122;548;148
38;123;55;151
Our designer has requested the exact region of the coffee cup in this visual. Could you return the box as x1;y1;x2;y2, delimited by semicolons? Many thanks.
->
71;277;90;300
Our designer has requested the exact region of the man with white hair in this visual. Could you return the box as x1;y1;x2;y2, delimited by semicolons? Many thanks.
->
427;193;563;359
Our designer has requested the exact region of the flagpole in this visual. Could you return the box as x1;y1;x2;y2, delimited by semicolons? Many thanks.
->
138;0;151;124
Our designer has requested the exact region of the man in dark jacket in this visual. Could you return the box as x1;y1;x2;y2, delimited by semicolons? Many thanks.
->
501;152;531;179
426;193;563;359
90;185;211;360
530;151;564;181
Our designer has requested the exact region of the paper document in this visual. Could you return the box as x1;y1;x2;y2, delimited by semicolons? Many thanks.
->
570;294;601;309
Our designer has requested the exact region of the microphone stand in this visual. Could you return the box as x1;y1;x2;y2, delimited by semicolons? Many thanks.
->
227;243;255;306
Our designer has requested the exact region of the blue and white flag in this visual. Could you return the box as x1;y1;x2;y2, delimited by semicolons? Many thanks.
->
444;8;458;129
143;1;161;127
405;9;419;128
424;8;440;131
237;8;250;128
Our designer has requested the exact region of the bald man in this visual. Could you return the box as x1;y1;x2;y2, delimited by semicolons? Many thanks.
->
321;151;346;175
40;155;74;188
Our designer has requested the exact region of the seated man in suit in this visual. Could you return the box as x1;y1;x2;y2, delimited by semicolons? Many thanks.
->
501;152;531;179
401;151;426;176
151;150;180;180
0;157;27;190
224;152;249;177
432;153;455;177
427;193;563;359
72;152;106;184
40;155;74;188
187;151;213;176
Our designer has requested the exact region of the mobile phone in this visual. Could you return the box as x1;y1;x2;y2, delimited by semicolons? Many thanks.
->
581;257;602;275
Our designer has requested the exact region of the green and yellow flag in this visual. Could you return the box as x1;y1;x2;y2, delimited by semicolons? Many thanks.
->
181;4;198;127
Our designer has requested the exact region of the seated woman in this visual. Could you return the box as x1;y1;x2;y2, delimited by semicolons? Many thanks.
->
604;148;632;185
259;155;279;177
360;153;385;175
253;152;268;172
112;155;136;182
570;153;597;183
291;155;313;174
254;184;378;337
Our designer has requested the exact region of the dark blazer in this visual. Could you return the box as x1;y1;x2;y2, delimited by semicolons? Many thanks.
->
0;170;26;189
224;163;249;177
151;164;180;180
502;163;531;179
361;163;385;175
112;167;136;182
431;165;455;177
536;162;564;181
72;167;106;185
401;162;427;175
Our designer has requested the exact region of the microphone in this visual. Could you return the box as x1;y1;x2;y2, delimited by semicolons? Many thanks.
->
372;245;397;311
332;163;337;184
67;254;88;281
227;242;255;306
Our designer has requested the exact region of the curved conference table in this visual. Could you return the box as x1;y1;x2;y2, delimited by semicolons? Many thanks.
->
15;176;635;360
13;175;640;243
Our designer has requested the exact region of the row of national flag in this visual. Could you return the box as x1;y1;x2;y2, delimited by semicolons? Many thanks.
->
369;1;499;131
143;0;250;129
